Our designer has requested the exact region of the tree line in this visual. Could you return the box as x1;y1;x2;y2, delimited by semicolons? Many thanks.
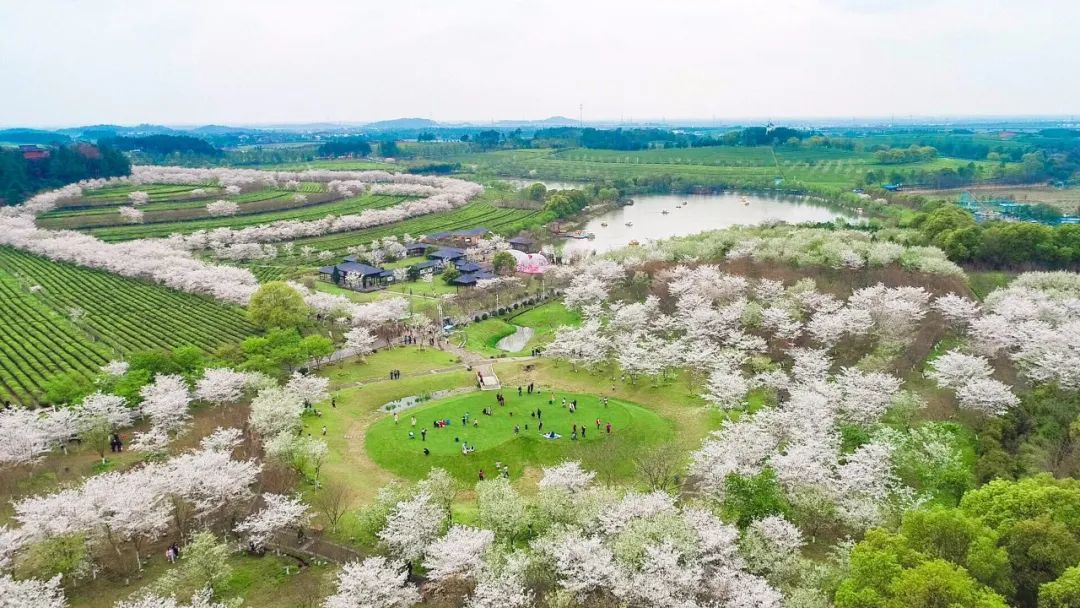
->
0;144;130;205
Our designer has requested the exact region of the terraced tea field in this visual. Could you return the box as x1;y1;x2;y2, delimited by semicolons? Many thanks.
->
37;183;409;241
0;247;258;404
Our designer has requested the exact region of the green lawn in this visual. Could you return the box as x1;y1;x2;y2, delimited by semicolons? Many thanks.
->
365;390;672;481
459;317;519;356
459;301;582;357
320;345;463;389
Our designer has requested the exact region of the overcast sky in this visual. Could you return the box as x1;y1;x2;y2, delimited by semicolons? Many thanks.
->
2;0;1077;127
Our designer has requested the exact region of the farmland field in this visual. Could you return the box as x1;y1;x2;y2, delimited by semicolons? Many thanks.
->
283;200;540;259
0;246;258;404
431;146;1010;192
37;183;412;241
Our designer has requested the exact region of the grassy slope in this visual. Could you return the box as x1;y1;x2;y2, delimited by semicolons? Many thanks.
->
366;390;672;481
460;301;582;358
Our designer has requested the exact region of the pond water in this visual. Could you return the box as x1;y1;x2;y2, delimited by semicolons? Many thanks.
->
496;325;535;352
560;192;854;255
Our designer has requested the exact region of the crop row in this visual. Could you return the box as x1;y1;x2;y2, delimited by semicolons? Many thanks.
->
0;273;114;405
86;194;408;242
286;203;537;259
0;247;257;359
41;189;293;226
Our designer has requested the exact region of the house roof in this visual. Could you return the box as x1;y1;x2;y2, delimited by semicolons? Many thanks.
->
429;247;466;260
318;266;336;274
336;261;386;276
453;274;478;285
455;261;482;273
413;260;442;270
453;227;489;237
429;231;452;241
508;235;534;244
404;241;426;250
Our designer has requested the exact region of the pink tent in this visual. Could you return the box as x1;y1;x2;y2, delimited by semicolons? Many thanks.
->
507;249;549;274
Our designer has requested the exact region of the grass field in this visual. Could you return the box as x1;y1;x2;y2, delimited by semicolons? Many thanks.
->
365;390;672;481
0;246;257;404
459;301;581;357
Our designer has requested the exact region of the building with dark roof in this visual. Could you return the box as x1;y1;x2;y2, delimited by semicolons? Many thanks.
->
318;260;392;291
451;269;497;287
454;261;482;274
428;247;467;263
404;242;428;256
508;235;537;253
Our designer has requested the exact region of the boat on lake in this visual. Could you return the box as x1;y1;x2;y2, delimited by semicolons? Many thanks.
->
625;221;633;227
661;210;670;215
600;222;608;227
629;240;640;246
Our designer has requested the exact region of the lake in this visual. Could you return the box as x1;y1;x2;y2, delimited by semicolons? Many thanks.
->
560;192;854;255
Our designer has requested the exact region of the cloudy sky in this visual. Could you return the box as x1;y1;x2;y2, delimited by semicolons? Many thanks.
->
1;0;1077;127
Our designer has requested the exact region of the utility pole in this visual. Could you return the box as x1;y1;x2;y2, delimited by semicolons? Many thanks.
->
579;104;584;128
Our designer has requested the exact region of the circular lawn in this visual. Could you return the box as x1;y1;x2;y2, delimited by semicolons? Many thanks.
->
365;389;672;481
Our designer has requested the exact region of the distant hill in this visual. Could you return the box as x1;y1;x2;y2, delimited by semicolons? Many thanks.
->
363;117;440;130
0;128;71;145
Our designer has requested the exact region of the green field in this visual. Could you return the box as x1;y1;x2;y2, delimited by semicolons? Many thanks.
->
460;301;581;357
284;200;540;258
0;246;258;404
365;390;672;480
37;182;412;242
434;146;1008;193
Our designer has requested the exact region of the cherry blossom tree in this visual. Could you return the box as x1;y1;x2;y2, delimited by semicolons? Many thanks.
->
323;557;420;608
248;387;304;439
205;200;239;217
0;408;53;466
139;374;192;437
926;350;993;389
933;293;980;327
235;493;312;548
199;428;243;453
835;367;903;424
0;573;66;608
116;588;227;608
194;368;249;406
76;392;136;462
535;532;619;598
466;551;533;608
704;366;750;410
128;191;150;205
741;515;805;575
538;461;596;493
955;378;1020;415
423;525;494;582
285;372;330;404
118;206;145;224
101;360;129;376
344;327;376;360
378;492;444;561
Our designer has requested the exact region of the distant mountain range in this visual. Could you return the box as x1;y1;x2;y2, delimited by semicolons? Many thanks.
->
4;116;1078;147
